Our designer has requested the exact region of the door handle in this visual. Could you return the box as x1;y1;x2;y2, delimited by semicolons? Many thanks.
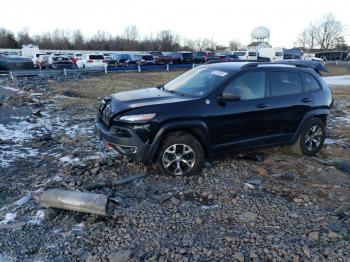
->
256;103;269;109
302;98;313;103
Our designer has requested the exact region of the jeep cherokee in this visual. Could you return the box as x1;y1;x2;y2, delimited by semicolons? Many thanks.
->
95;62;333;176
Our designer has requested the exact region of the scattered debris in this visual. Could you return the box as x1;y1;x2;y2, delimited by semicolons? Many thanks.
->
35;189;114;216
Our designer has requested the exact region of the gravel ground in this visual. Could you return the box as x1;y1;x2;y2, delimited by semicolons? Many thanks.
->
0;72;349;261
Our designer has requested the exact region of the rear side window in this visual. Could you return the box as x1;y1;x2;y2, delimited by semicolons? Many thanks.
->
270;72;302;96
275;52;283;56
302;73;321;92
89;55;104;60
224;72;266;100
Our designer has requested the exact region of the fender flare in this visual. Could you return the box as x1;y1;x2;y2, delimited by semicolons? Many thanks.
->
292;109;330;143
148;120;211;161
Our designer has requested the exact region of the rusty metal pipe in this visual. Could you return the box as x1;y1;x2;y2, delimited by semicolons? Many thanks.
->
35;189;111;216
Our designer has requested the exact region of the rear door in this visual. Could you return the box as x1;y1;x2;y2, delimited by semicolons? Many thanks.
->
263;69;313;143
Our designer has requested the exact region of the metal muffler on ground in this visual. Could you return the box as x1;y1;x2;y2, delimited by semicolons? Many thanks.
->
34;189;114;216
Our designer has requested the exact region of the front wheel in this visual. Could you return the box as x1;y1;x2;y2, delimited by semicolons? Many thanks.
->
154;132;204;176
292;118;326;156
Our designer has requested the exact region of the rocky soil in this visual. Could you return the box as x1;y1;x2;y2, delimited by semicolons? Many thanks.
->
0;72;349;261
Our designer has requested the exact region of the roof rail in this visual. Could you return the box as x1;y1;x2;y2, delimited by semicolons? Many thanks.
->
240;61;313;70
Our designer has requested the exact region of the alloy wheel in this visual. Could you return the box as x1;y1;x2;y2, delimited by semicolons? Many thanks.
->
305;125;323;151
162;144;195;176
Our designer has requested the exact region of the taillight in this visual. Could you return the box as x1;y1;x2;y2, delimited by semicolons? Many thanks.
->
87;59;93;63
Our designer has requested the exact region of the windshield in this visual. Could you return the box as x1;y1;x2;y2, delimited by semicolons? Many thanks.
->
163;67;230;97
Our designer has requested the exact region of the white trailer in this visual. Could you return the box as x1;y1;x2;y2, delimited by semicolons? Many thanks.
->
257;47;284;62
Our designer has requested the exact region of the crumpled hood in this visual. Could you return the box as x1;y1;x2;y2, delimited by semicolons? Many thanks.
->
109;87;193;114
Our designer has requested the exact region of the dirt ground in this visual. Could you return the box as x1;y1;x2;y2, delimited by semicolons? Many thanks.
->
0;69;349;261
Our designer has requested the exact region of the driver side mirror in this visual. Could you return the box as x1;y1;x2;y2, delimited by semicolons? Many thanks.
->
219;91;241;102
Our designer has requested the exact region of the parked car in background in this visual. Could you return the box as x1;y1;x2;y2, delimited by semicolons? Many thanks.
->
95;62;332;176
179;52;193;64
113;53;137;66
193;52;207;63
76;54;107;68
258;48;284;62
132;54;156;66
47;55;74;69
165;52;182;64
34;53;48;68
102;53;118;67
283;48;303;60
232;51;248;60
149;51;173;64
231;51;256;61
0;55;35;71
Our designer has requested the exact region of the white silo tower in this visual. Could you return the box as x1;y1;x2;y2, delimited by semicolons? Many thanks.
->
251;26;270;43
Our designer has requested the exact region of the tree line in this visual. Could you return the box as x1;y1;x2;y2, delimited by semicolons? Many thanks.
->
0;25;229;52
297;13;348;50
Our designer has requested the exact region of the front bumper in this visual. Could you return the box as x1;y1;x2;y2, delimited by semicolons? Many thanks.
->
94;118;151;163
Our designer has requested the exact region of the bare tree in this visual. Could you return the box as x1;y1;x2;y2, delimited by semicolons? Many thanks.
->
123;25;139;42
229;40;243;51
297;13;347;50
72;29;84;50
316;13;347;49
17;28;32;47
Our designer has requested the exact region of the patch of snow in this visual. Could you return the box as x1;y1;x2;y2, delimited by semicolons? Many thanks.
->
59;156;80;165
323;75;350;86
71;223;85;231
200;204;219;210
0;212;16;224
27;210;44;225
1;86;19;92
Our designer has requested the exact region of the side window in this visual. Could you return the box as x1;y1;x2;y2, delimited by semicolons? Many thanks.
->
270;71;302;96
224;72;266;100
302;73;321;92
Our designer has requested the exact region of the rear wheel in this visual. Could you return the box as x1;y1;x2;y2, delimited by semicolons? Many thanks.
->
292;118;326;156
154;132;204;176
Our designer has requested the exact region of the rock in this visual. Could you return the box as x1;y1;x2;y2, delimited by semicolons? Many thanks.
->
108;249;131;262
246;179;262;186
170;197;180;205
292;255;300;262
277;172;296;181
43;208;57;221
234;251;245;262
327;231;337;239
195;217;203;225
309;231;319;240
14;194;32;206
244;183;255;190
256;166;268;176
90;167;99;175
293;198;303;203
302;245;310;259
239;212;258;222
249;250;258;259
301;194;310;202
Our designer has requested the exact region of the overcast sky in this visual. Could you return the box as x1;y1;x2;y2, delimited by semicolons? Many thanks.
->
2;0;349;48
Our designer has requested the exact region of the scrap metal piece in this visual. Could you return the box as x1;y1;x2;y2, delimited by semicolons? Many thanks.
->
35;189;112;216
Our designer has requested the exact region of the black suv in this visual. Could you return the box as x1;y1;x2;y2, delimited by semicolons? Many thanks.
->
95;62;333;176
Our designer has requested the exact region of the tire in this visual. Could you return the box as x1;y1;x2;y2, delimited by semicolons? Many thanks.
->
154;132;204;177
292;118;326;156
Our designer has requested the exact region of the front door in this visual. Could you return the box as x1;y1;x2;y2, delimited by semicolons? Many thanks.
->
211;70;272;153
